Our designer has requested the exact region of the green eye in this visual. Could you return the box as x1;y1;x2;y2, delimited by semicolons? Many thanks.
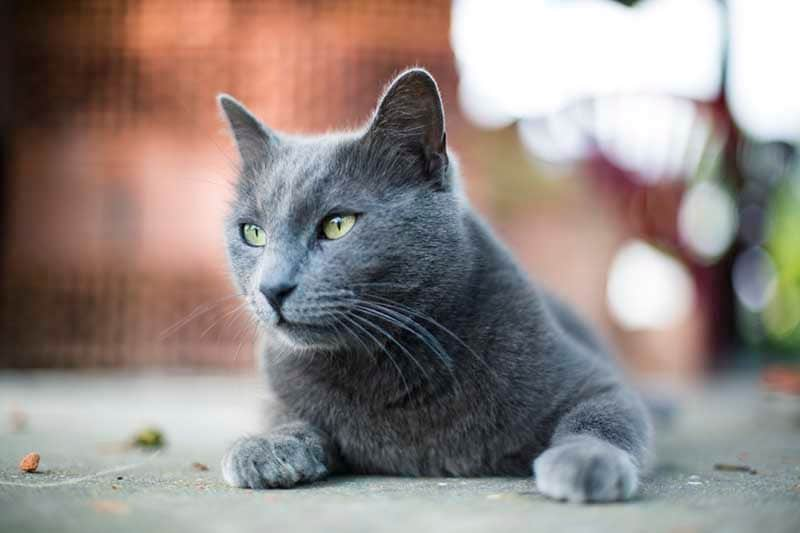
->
321;214;356;240
241;223;266;247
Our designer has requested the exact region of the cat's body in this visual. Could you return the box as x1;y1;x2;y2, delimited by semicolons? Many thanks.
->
219;69;652;502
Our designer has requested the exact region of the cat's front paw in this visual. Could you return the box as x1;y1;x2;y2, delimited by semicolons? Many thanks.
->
533;437;638;503
222;434;329;489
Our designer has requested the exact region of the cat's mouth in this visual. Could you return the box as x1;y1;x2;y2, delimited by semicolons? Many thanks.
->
253;304;330;331
277;319;333;334
271;319;345;351
250;299;344;348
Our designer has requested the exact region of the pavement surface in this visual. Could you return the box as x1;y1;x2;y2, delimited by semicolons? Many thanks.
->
1;371;799;533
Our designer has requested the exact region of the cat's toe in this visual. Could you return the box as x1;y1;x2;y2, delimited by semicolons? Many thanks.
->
222;435;329;489
533;438;638;503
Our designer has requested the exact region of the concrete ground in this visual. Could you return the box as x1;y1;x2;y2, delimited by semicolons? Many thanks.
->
1;372;799;533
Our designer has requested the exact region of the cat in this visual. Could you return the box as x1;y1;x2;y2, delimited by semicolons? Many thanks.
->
217;68;653;503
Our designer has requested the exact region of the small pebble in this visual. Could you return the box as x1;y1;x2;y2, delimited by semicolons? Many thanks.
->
19;452;40;473
131;427;164;448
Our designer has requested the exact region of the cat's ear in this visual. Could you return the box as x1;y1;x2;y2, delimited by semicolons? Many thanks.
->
218;94;276;165
365;68;448;184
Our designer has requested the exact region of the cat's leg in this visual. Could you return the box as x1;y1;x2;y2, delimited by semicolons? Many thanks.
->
222;420;340;489
542;291;610;355
533;386;652;503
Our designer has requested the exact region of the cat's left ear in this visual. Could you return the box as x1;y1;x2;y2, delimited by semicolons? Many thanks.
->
218;94;277;166
365;68;448;187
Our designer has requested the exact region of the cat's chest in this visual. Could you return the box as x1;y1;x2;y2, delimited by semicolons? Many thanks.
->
310;383;446;443
269;363;526;476
328;398;460;475
291;381;491;476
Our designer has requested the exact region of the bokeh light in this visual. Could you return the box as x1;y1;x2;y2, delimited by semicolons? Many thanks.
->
606;240;694;331
592;95;710;183
516;113;592;165
732;247;778;312
727;0;800;141
451;0;724;124
678;180;738;262
761;171;800;345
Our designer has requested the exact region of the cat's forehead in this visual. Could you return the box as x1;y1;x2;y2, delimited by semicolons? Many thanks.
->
240;134;360;220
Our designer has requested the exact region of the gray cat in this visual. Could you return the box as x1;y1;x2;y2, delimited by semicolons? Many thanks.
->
217;68;652;503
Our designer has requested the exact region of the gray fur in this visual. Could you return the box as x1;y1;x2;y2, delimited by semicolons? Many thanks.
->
217;68;653;503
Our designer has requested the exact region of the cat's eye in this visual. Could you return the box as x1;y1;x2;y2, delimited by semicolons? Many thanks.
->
241;223;266;247
321;214;356;240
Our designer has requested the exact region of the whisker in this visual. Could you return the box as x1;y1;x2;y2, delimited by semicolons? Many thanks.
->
160;293;244;339
348;301;451;370
234;315;259;363
356;292;496;378
349;308;433;384
348;302;463;396
223;301;250;332
358;302;453;368
200;300;249;339
300;293;453;383
348;282;415;290
341;313;412;400
328;310;378;365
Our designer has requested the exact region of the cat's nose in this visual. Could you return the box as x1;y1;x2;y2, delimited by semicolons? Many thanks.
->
260;282;297;313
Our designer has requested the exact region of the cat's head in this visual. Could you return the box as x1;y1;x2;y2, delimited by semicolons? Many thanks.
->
219;69;467;351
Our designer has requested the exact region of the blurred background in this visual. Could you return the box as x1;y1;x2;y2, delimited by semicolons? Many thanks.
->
2;0;799;385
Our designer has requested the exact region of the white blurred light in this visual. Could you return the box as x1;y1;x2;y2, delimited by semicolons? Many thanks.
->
592;95;703;183
733;247;778;312
517;115;592;164
457;73;516;129
678;181;738;261
607;240;695;330
727;0;800;141
451;0;724;125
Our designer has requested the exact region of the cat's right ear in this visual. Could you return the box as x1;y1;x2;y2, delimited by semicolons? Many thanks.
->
218;94;276;164
363;69;448;188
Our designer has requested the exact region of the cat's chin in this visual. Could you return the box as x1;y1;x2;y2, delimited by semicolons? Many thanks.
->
268;321;343;352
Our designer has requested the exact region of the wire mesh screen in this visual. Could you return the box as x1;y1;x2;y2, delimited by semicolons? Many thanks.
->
2;0;459;368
